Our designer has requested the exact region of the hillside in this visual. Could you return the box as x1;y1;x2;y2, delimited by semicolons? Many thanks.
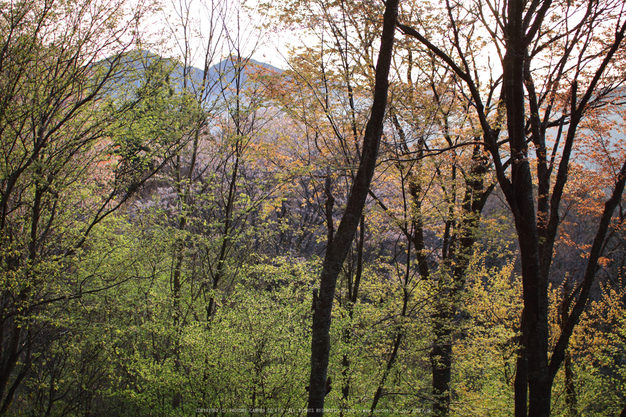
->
102;49;282;99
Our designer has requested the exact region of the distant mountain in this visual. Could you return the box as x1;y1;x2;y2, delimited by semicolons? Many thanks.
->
101;49;282;100
199;55;282;85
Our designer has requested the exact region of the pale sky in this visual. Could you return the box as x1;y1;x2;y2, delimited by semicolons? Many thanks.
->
136;0;293;69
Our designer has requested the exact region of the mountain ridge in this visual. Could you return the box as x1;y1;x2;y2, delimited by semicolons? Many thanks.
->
117;49;281;89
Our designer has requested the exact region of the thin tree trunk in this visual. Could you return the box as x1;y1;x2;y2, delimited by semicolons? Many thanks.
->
370;332;403;415
206;60;244;320
431;146;492;416
564;352;576;416
306;2;398;414
370;236;411;415
341;216;364;412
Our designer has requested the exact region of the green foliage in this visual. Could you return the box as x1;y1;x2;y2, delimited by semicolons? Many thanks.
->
548;283;626;416
452;255;520;416
85;248;315;415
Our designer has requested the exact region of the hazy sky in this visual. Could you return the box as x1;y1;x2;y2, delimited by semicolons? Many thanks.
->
137;0;293;69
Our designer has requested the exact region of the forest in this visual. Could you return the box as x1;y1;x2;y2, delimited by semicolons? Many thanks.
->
1;0;626;415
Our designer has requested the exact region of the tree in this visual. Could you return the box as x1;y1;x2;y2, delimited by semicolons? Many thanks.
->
397;0;626;414
262;1;499;413
375;52;496;414
0;0;188;412
306;0;399;414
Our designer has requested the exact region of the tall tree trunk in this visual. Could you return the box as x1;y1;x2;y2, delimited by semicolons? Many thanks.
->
502;0;551;414
306;1;398;414
398;4;626;416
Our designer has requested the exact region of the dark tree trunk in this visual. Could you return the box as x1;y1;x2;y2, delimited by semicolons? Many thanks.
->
370;332;403;415
430;146;492;416
398;3;626;416
502;0;551;414
306;1;398;414
430;318;452;416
